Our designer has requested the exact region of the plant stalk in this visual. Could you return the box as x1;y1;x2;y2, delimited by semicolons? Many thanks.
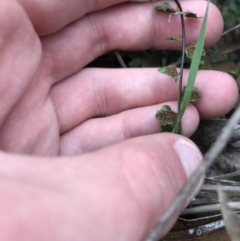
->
173;0;186;134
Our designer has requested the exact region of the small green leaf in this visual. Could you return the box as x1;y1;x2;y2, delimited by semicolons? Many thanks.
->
181;86;202;103
158;65;179;81
228;71;238;79
184;11;202;18
154;2;177;13
185;43;206;59
165;35;182;42
128;58;142;67
155;105;178;133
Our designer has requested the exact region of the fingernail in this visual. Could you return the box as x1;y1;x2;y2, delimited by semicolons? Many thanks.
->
174;138;202;178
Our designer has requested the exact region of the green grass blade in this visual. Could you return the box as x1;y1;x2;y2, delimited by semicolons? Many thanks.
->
172;0;209;133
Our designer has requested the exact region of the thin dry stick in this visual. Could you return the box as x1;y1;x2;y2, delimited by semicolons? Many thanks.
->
211;171;240;180
144;103;240;241
222;24;240;36
182;202;240;216
114;51;127;68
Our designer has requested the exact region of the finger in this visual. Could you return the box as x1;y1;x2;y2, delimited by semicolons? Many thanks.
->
0;1;41;125
18;0;129;35
17;0;205;35
59;102;199;155
188;70;238;119
41;1;223;82
0;134;203;240
50;68;238;134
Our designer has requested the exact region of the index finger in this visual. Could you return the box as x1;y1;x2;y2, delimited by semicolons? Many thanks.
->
17;0;130;35
41;1;223;83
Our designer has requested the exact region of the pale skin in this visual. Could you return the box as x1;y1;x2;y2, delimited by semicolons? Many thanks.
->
0;0;238;240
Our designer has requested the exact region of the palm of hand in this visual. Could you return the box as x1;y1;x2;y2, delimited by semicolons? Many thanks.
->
0;31;58;155
0;2;112;156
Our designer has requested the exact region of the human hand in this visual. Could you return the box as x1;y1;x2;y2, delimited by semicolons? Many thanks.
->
0;0;238;240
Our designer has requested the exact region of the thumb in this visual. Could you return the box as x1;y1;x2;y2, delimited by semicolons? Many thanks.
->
72;133;203;240
0;133;203;241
